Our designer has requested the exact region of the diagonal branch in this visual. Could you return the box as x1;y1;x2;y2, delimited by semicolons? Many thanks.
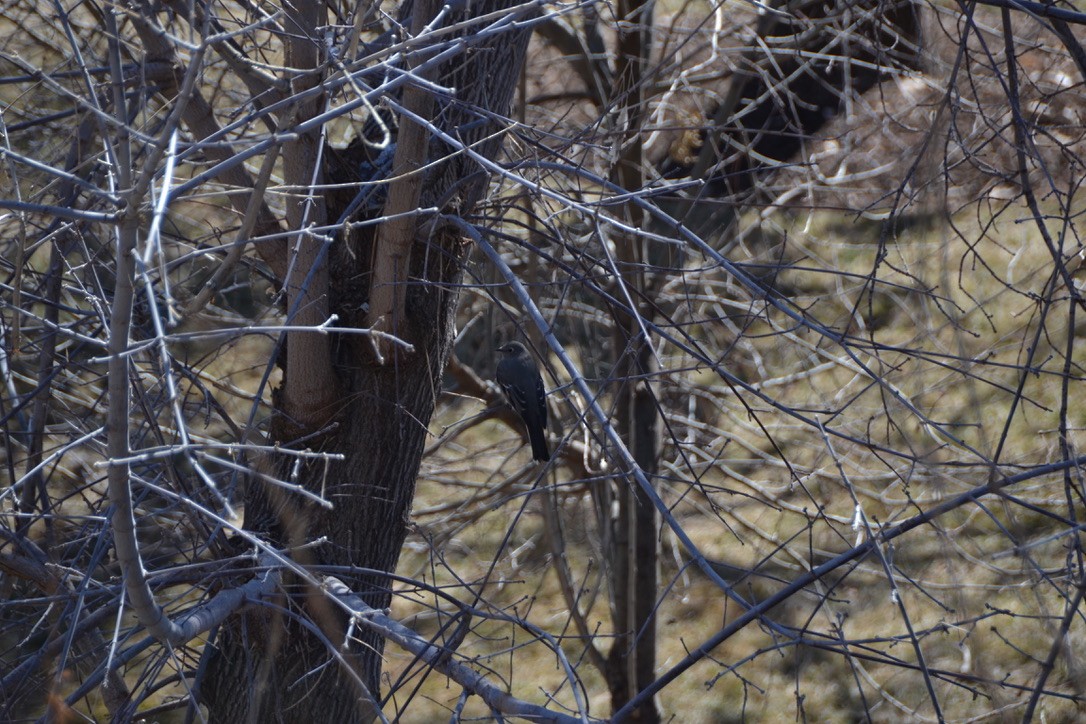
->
367;0;441;355
324;577;595;723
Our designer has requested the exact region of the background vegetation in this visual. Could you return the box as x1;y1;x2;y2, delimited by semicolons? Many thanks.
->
2;0;1085;720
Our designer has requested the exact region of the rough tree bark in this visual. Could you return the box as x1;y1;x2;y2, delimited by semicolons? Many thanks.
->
604;0;663;719
200;1;533;721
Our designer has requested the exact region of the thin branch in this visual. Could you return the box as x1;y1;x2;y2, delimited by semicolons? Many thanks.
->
324;577;596;724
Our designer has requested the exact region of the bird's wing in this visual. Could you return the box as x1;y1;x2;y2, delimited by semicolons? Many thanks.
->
499;379;530;415
534;376;547;425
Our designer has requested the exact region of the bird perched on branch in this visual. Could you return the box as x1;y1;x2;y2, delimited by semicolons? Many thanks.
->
496;341;550;462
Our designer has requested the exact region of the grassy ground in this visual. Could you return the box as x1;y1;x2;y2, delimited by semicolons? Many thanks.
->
387;196;1086;721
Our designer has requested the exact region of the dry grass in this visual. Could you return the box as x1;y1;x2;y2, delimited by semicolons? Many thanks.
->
387;192;1086;721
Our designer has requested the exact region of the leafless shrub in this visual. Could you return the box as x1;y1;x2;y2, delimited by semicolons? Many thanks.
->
2;0;1085;721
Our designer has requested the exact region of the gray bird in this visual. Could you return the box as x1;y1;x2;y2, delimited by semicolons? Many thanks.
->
496;341;550;462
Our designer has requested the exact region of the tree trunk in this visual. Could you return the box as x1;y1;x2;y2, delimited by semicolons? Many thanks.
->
606;328;662;724
201;2;532;720
604;0;663;719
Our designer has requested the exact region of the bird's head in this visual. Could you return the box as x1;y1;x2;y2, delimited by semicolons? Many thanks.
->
497;341;528;357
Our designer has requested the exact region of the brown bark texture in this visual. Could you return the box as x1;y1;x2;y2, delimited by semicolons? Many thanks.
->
201;1;532;721
603;0;663;719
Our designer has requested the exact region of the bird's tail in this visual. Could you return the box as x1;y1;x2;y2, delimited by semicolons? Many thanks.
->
529;425;550;462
